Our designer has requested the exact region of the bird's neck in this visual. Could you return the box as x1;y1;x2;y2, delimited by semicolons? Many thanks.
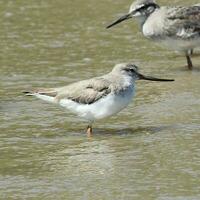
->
136;16;149;29
122;74;134;88
111;74;135;94
136;7;160;29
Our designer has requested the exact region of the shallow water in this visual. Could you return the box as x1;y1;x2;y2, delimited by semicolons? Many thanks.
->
0;0;200;199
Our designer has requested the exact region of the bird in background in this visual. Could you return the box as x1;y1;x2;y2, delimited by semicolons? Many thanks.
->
107;0;200;70
23;63;174;137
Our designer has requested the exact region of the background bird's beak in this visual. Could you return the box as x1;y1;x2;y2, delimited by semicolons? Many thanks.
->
138;73;174;82
106;13;132;29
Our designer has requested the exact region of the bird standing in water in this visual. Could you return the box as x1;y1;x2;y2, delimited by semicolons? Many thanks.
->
107;0;200;70
24;63;174;136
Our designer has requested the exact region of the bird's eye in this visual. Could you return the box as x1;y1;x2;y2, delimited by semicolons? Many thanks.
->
147;6;155;13
126;68;135;72
136;3;158;12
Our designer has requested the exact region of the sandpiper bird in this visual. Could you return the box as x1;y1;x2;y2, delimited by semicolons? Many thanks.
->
107;0;200;70
24;63;174;136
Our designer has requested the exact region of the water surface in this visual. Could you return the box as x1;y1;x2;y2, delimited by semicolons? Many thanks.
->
0;0;200;199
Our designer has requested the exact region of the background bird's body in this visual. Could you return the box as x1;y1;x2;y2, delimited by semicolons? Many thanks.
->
107;0;200;69
143;6;200;51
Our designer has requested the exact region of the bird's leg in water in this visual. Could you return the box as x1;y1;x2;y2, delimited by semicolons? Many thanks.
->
86;125;93;137
185;51;193;70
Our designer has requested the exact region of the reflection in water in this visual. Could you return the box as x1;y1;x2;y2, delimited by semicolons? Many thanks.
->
0;0;200;199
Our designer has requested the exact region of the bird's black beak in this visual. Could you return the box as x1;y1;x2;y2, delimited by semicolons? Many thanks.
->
106;13;132;29
138;73;174;82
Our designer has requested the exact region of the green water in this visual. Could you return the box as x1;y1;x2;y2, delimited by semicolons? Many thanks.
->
0;0;200;199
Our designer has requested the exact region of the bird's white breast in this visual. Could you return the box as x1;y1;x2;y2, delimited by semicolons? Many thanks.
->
59;86;135;121
142;9;166;39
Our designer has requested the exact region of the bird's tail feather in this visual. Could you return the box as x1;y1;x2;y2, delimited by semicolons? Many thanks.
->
23;88;57;96
23;88;58;103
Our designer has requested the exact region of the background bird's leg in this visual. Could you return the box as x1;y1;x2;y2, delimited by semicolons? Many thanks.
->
189;49;194;55
185;51;193;70
86;124;93;137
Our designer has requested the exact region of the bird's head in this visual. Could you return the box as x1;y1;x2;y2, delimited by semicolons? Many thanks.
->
112;63;174;82
106;0;159;29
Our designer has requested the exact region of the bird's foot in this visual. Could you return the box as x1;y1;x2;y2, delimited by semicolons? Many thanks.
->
86;125;93;137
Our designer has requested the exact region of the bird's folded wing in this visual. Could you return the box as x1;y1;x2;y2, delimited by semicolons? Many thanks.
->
56;77;112;105
165;6;200;39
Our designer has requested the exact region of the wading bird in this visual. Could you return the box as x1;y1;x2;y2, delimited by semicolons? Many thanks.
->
24;63;174;136
107;0;200;70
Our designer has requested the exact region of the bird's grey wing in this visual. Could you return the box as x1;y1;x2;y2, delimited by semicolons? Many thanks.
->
165;6;200;39
56;77;112;104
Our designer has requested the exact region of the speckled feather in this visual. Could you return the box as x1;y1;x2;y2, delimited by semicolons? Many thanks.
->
164;6;200;39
